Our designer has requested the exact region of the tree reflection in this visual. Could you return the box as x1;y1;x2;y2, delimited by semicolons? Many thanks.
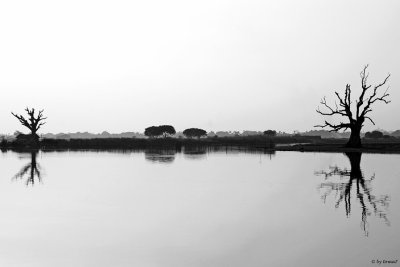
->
144;149;176;163
316;152;390;236
183;146;207;160
13;151;43;186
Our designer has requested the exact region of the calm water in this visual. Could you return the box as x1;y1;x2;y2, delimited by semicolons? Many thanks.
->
0;149;399;267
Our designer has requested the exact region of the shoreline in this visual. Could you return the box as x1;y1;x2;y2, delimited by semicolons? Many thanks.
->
2;136;400;154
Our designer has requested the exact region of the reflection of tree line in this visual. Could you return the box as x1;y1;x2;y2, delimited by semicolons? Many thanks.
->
144;146;209;163
8;147;275;186
316;152;390;236
145;149;177;163
144;146;276;163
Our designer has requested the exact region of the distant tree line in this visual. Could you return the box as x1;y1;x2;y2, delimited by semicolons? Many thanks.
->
6;108;281;142
6;108;311;144
143;125;281;139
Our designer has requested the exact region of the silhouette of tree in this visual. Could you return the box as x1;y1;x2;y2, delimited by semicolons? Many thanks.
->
158;125;176;137
13;151;43;186
316;152;390;236
144;126;159;138
144;125;176;138
183;128;207;138
11;108;47;138
316;65;390;148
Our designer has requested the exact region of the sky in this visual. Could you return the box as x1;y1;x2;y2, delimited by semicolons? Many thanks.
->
0;0;399;134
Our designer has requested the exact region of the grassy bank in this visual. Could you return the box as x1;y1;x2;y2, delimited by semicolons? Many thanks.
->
1;135;320;150
2;135;400;153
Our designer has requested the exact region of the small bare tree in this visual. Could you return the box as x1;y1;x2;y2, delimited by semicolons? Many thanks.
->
11;108;47;137
316;65;390;148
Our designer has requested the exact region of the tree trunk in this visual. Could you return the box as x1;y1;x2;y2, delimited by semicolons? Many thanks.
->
346;126;362;148
345;152;362;178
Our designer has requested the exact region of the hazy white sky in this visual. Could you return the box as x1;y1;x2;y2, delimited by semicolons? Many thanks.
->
1;0;399;134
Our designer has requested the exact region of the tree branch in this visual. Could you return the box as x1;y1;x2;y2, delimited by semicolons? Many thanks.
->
315;121;351;132
316;97;348;117
364;116;375;125
11;112;33;131
360;73;391;117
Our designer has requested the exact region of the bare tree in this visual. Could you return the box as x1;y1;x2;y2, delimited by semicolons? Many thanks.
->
11;108;47;137
316;65;390;148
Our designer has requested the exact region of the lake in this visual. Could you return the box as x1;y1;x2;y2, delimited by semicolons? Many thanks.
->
0;149;399;267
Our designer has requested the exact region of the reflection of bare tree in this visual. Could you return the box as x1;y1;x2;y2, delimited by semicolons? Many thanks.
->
316;152;390;236
13;151;43;186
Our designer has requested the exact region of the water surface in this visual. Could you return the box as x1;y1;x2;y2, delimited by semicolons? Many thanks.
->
0;149;399;267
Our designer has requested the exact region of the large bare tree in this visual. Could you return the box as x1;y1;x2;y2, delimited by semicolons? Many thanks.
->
316;65;390;148
11;108;47;137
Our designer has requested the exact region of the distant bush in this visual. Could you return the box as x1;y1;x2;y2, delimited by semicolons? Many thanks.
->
144;125;176;138
183;128;207;139
263;130;277;137
365;131;384;139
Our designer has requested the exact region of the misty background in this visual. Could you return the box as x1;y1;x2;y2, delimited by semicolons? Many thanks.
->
1;0;399;135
